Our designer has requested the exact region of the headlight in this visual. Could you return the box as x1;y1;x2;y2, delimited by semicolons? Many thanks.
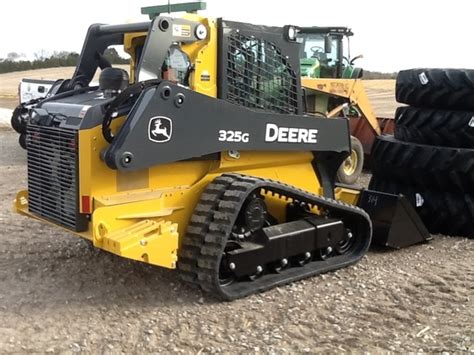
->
283;25;299;42
287;26;297;40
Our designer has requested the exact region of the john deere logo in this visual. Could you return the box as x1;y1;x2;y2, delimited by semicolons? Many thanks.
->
148;116;172;143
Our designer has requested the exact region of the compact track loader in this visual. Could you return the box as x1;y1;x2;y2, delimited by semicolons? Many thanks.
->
13;2;429;300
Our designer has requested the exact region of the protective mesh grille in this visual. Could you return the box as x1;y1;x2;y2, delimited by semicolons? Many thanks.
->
26;124;84;231
226;32;298;114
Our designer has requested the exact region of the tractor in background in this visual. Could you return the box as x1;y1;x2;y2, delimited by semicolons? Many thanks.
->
297;26;394;184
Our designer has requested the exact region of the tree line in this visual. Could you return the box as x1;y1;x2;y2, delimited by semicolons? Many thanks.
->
0;48;128;74
1;49;398;79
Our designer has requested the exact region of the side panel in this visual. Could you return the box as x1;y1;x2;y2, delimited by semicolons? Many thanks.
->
103;82;350;172
181;14;218;98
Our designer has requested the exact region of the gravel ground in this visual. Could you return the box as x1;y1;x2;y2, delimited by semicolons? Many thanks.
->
0;108;13;126
0;129;472;353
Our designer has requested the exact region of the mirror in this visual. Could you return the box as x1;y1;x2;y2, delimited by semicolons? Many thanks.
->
350;54;364;65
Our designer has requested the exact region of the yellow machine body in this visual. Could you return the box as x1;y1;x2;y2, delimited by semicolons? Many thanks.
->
15;147;335;269
14;13;361;271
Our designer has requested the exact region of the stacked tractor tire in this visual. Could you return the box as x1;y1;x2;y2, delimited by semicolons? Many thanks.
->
369;68;474;238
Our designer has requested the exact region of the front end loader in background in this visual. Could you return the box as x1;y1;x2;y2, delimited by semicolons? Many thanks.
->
12;2;429;300
296;26;394;184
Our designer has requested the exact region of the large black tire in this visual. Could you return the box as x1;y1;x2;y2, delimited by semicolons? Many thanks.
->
336;136;364;185
394;106;474;148
396;68;474;110
369;176;474;237
371;135;474;193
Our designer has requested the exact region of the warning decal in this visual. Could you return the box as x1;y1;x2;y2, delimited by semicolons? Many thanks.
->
173;24;191;38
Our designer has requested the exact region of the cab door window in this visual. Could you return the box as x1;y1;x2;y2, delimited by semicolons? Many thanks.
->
302;34;339;78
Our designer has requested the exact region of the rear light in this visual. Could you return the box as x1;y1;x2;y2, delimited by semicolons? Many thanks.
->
81;195;91;214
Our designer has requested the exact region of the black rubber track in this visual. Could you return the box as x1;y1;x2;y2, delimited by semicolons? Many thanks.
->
371;135;474;193
178;173;372;300
369;176;474;237
394;106;474;148
396;68;474;110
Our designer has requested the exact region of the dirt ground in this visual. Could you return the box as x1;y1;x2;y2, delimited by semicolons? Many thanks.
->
0;97;17;110
0;72;472;352
0;67;70;98
363;80;398;117
0;131;472;353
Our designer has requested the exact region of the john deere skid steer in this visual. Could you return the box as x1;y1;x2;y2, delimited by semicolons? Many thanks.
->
12;2;428;300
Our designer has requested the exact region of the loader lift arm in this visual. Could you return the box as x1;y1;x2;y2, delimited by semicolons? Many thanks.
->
301;77;381;135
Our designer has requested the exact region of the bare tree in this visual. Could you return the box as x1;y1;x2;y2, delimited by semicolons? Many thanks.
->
7;52;20;61
34;49;50;61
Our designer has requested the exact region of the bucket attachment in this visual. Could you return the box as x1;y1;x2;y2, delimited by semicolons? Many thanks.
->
357;189;432;249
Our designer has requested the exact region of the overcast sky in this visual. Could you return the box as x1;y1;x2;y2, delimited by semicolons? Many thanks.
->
1;0;472;72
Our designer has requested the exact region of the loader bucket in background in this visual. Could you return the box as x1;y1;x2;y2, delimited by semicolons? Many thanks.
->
357;189;432;249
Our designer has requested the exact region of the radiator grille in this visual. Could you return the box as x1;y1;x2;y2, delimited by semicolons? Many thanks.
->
26;124;86;231
226;32;298;114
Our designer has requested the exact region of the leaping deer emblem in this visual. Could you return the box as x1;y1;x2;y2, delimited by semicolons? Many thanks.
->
151;119;170;139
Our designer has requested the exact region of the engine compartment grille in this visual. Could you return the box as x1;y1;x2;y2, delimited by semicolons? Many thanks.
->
26;124;87;232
